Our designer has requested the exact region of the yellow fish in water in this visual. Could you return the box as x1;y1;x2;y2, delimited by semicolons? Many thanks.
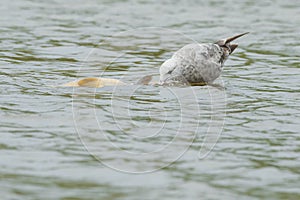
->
61;75;153;88
62;77;125;88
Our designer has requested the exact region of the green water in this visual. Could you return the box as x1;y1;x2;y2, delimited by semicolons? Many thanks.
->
1;0;300;199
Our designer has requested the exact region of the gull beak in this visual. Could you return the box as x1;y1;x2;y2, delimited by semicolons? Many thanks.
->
216;32;249;54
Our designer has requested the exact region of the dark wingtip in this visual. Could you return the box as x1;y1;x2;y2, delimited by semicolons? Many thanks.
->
216;32;249;46
225;32;249;44
229;44;238;54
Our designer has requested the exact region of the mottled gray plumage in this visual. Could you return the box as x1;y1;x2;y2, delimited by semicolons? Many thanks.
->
159;33;248;85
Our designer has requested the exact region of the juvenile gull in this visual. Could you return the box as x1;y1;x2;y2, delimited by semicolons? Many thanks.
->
159;32;249;85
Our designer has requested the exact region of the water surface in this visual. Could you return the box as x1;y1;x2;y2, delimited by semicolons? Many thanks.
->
1;0;300;199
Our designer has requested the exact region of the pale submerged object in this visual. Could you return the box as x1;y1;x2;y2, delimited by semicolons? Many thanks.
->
61;77;125;88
